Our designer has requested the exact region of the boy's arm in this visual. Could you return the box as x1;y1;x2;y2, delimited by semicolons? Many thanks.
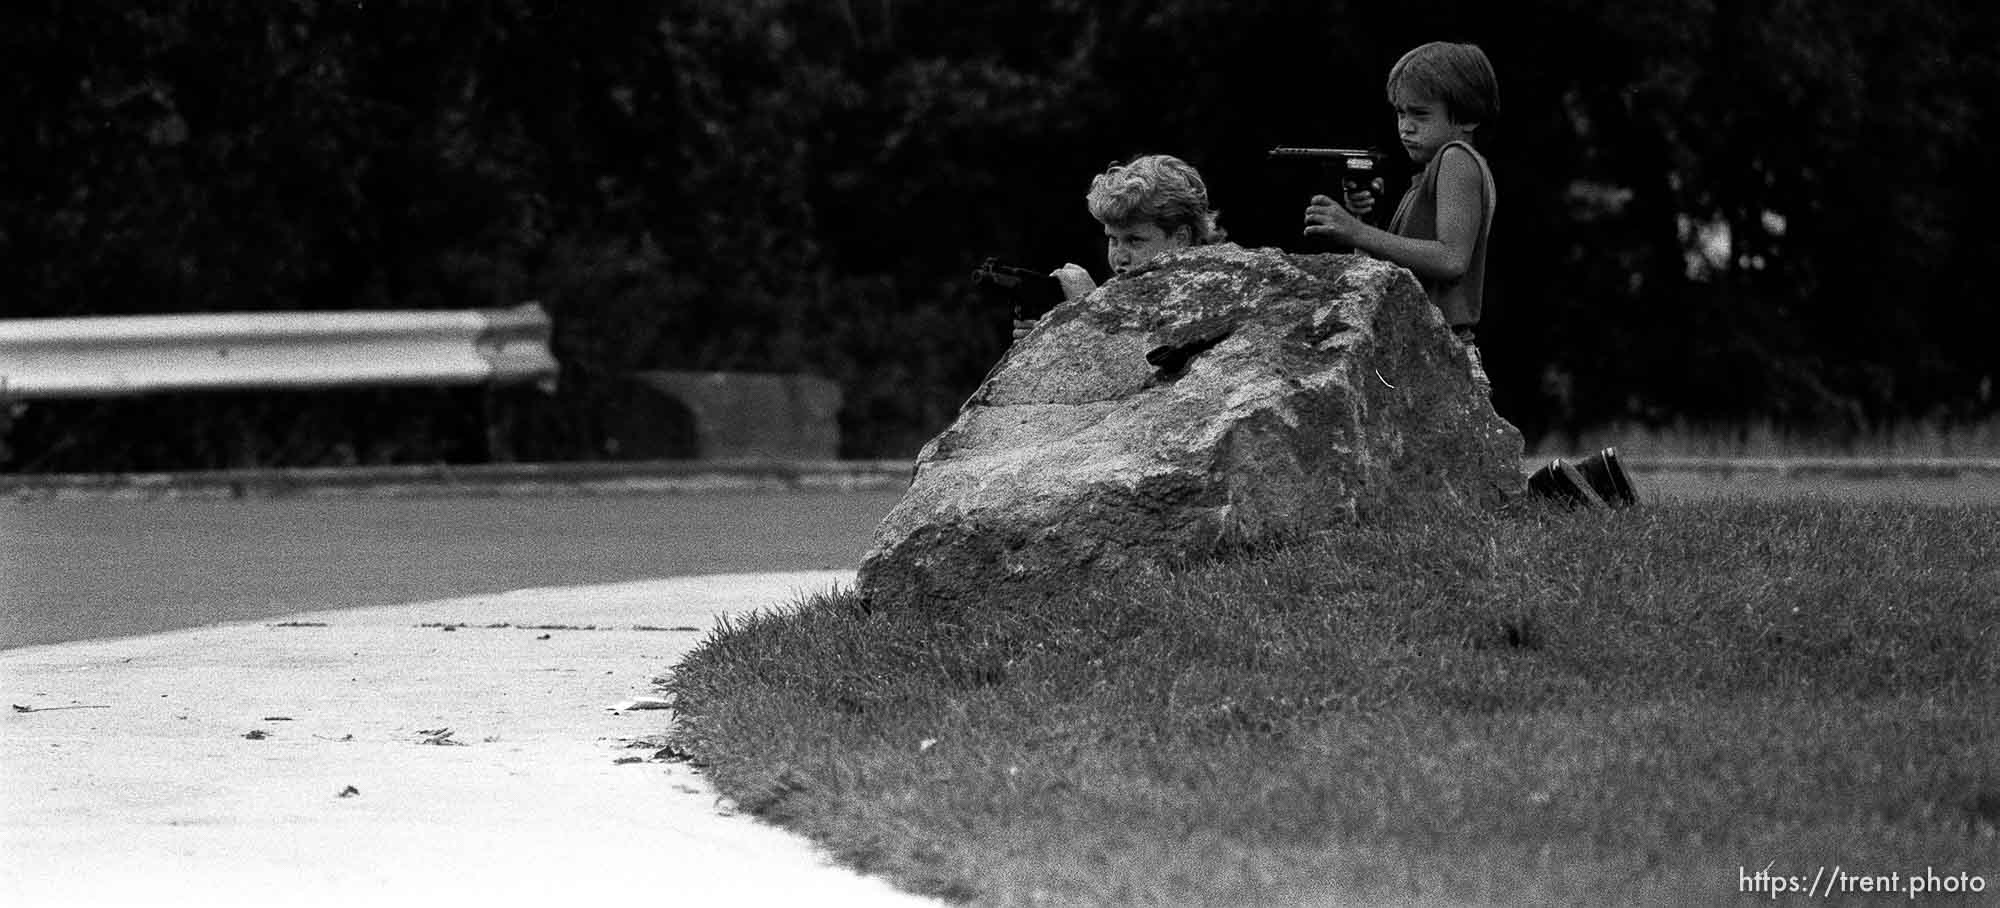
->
1304;146;1484;282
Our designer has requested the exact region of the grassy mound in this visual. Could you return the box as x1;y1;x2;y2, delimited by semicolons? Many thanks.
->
664;497;2000;906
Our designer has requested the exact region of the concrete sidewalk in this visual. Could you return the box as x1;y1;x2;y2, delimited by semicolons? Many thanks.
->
1;571;940;908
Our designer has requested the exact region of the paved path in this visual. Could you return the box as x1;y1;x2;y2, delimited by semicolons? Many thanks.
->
1;571;939;908
1;490;906;649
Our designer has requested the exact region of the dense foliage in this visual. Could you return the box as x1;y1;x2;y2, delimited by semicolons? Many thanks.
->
5;0;1996;469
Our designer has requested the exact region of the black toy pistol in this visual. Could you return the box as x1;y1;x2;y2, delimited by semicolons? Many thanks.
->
971;257;1066;322
1266;146;1388;194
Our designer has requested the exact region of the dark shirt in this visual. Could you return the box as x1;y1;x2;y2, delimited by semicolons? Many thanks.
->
1387;140;1496;329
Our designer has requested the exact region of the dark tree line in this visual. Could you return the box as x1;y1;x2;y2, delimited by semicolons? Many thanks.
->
4;0;1995;470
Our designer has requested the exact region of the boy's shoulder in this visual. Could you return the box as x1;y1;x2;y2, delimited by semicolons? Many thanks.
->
1436;140;1490;168
1429;141;1497;217
1433;141;1496;195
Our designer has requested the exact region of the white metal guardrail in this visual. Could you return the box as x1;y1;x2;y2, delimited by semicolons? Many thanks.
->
0;303;558;398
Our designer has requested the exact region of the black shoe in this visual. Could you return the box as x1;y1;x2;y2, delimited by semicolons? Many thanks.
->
1527;458;1607;509
1572;447;1639;508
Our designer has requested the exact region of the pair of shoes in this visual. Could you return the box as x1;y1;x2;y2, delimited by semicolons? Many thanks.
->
1527;447;1640;509
1528;458;1605;508
1572;447;1638;508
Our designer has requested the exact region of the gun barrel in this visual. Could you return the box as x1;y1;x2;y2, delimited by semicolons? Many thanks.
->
1267;146;1386;189
1267;146;1378;160
972;257;1065;321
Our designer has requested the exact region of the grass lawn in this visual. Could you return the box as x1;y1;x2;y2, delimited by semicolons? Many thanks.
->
663;495;2000;907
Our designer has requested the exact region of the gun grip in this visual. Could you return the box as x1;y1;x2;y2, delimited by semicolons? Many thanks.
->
1340;178;1385;226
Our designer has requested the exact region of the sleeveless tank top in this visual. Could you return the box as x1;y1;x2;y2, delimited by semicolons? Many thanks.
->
1386;140;1496;328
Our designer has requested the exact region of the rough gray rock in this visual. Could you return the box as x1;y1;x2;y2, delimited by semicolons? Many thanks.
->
856;244;1524;608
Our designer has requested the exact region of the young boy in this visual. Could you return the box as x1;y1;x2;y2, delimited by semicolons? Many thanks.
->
1306;46;1639;508
1302;41;1498;392
1014;154;1227;340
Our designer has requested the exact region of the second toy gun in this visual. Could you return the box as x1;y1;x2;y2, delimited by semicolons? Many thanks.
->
1266;146;1390;225
970;257;1067;323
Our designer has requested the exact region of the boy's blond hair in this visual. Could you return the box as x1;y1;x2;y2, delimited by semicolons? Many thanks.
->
1086;154;1227;245
1386;42;1500;126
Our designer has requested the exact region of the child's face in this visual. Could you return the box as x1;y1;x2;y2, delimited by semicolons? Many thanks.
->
1392;87;1475;164
1102;221;1191;276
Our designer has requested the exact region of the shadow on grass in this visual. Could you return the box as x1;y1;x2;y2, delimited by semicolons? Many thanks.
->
664;495;2000;907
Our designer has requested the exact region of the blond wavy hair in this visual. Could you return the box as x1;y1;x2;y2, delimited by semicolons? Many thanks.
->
1085;154;1226;245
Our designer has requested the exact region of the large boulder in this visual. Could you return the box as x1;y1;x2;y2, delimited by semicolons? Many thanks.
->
856;244;1523;608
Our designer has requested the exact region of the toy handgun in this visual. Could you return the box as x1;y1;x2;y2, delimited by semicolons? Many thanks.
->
1269;146;1392;229
971;257;1066;321
1266;146;1388;194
